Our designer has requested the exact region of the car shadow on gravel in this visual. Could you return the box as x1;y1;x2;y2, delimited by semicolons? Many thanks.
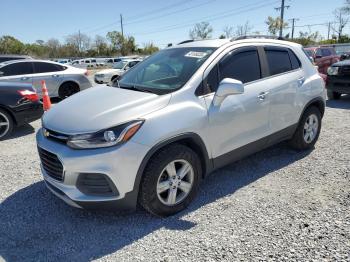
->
6;123;35;140
0;143;312;261
326;95;350;109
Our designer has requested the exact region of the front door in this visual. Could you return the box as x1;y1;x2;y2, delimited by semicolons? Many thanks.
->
203;47;270;162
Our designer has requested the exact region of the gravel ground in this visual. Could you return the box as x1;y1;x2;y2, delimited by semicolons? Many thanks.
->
0;97;349;262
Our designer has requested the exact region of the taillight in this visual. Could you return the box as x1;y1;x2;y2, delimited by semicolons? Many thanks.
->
17;90;39;102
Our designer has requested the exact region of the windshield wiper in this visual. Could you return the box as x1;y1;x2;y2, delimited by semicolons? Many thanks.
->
119;84;156;94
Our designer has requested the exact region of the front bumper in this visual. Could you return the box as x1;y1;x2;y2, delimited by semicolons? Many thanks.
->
94;75;111;84
36;128;150;211
326;75;350;94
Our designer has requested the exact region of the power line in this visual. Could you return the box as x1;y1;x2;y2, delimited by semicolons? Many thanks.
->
131;0;279;36
124;0;217;26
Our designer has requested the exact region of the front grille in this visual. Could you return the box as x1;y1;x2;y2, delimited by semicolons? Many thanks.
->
38;147;64;181
77;173;119;197
340;66;350;75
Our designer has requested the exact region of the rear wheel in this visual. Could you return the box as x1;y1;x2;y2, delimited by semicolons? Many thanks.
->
138;144;201;217
0;109;14;141
327;90;341;100
289;106;321;150
58;82;80;99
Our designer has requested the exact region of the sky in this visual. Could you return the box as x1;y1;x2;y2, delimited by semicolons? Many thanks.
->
0;0;347;48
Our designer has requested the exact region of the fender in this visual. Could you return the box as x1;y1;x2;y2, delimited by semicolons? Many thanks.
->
130;133;212;203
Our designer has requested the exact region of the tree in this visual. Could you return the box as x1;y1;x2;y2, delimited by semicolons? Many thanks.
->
291;31;321;46
46;38;60;58
235;21;253;37
266;16;288;36
141;42;159;55
106;31;137;55
332;8;349;40
66;32;91;56
94;35;108;55
189;22;213;39
222;26;234;38
0;35;25;54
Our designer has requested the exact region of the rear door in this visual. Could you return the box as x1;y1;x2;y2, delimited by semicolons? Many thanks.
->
32;62;66;96
262;46;304;133
0;61;34;84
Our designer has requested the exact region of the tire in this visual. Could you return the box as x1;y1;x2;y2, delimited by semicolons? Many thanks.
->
58;82;80;99
138;144;202;217
289;106;322;150
0;109;14;141
327;90;341;100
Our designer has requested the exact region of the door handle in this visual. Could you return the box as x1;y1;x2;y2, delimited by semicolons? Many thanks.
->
21;77;29;81
297;77;305;87
52;74;60;77
257;91;269;100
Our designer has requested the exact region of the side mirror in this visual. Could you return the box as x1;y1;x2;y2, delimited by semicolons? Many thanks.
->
213;78;244;106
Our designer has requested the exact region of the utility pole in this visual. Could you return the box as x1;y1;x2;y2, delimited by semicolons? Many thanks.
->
275;0;290;38
78;30;82;57
289;18;299;39
327;22;331;40
120;14;124;37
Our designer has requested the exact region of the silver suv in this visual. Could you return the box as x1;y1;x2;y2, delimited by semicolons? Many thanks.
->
36;38;326;216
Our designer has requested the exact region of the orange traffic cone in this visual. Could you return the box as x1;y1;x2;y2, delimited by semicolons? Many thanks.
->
41;80;52;111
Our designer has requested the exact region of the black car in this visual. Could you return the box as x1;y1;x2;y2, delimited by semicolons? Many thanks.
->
326;60;350;100
0;55;32;63
0;82;43;140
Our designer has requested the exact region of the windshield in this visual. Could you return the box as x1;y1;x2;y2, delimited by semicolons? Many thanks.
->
113;61;127;69
117;47;216;94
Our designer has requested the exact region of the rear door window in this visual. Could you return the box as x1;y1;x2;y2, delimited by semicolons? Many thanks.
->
219;48;261;84
0;62;34;76
288;50;301;70
265;47;292;75
33;62;66;73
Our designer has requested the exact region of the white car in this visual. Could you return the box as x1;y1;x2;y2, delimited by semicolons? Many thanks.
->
37;37;325;216
94;59;141;84
0;59;92;99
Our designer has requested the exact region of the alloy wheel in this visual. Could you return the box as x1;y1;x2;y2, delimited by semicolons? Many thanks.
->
156;159;194;206
303;114;319;143
0;112;10;138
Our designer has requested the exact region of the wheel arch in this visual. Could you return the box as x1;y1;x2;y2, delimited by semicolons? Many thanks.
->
132;133;212;199
299;97;325;121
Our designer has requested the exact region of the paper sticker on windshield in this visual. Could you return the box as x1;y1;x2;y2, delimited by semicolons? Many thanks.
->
185;51;208;59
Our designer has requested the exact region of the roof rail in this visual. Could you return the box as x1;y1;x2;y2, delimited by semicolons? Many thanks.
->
177;39;196;45
231;35;285;41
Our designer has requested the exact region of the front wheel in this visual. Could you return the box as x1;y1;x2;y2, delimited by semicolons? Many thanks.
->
289;106;322;150
138;144;201;217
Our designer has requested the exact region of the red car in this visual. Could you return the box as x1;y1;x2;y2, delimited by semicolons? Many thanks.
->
304;46;339;74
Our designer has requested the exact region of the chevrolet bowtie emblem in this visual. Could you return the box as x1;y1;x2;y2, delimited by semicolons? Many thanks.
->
43;129;50;137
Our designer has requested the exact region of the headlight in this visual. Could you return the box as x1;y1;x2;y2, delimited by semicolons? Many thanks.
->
327;66;339;75
67;120;144;149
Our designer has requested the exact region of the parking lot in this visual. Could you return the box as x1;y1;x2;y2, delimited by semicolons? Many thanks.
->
0;96;349;261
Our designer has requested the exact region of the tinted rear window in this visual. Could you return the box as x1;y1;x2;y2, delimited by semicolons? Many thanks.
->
33;62;66;73
265;48;292;75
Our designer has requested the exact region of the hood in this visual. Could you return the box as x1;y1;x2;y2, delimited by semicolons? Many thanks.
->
331;60;350;67
43;85;171;134
96;69;123;75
